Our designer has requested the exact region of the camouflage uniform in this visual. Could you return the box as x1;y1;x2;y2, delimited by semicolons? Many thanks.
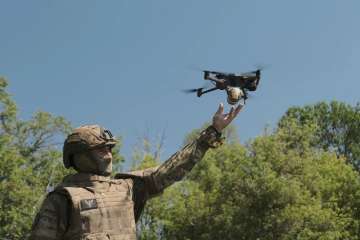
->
30;125;223;240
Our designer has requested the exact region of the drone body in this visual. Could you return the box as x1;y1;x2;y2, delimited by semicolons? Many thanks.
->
186;69;261;105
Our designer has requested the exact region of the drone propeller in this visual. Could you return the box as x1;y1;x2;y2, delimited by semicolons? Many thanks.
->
183;80;214;94
241;64;267;75
242;68;261;76
203;70;233;76
254;64;269;73
182;88;203;93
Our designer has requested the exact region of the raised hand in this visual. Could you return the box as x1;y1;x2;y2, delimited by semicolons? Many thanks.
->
212;103;243;132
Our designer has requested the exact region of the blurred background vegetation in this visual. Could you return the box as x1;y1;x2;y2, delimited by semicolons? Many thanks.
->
2;77;360;239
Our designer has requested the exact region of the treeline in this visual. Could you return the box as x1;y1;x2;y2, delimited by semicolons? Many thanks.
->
1;77;360;239
0;78;124;239
137;102;360;240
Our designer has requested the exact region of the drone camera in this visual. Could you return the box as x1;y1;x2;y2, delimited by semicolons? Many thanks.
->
226;87;244;105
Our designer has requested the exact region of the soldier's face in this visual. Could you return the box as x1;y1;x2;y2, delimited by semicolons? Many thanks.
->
73;146;114;176
89;146;113;176
91;146;113;161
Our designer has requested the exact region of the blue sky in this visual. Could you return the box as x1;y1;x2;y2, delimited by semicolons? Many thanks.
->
1;1;360;169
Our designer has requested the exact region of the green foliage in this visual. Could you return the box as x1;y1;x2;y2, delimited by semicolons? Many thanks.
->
0;77;73;239
0;78;125;239
130;135;162;239
137;107;360;240
111;136;125;173
131;133;163;171
279;101;360;170
3;75;360;240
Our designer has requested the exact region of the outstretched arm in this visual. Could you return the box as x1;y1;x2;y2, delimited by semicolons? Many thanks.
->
147;103;243;195
115;103;242;221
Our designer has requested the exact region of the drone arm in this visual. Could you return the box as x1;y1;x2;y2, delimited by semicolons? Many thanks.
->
199;87;218;96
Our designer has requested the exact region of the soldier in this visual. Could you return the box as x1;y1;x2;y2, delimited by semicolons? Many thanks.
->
30;103;242;240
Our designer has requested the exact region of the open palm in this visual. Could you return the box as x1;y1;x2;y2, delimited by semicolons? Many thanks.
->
212;103;243;132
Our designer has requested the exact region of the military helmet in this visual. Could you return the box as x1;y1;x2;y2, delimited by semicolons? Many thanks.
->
63;125;117;168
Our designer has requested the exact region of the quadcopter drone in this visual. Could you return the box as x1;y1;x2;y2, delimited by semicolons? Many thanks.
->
185;68;261;105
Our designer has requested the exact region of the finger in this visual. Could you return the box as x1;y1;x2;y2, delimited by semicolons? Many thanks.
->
229;106;235;117
226;104;242;121
215;103;224;115
233;104;243;118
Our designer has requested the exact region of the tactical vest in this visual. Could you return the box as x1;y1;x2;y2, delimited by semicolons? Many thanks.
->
56;173;137;240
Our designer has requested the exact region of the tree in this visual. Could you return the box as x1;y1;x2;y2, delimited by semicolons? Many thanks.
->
136;124;240;240
137;112;360;239
0;77;74;239
278;101;360;170
0;77;125;239
4;75;360;240
129;132;163;240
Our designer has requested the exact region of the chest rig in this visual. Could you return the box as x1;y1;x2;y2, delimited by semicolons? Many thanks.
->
57;173;137;240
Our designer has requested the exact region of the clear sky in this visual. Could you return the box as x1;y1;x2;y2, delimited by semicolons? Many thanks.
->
1;1;359;169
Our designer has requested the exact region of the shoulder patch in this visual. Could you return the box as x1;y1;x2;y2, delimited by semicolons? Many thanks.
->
80;199;98;211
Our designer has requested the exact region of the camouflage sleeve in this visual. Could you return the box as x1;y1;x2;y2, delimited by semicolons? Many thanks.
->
145;125;223;196
29;192;70;240
114;126;223;221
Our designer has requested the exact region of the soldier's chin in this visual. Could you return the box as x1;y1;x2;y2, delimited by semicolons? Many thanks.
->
101;170;112;176
98;162;112;176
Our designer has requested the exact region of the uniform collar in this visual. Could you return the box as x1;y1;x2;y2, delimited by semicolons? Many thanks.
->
63;173;111;184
